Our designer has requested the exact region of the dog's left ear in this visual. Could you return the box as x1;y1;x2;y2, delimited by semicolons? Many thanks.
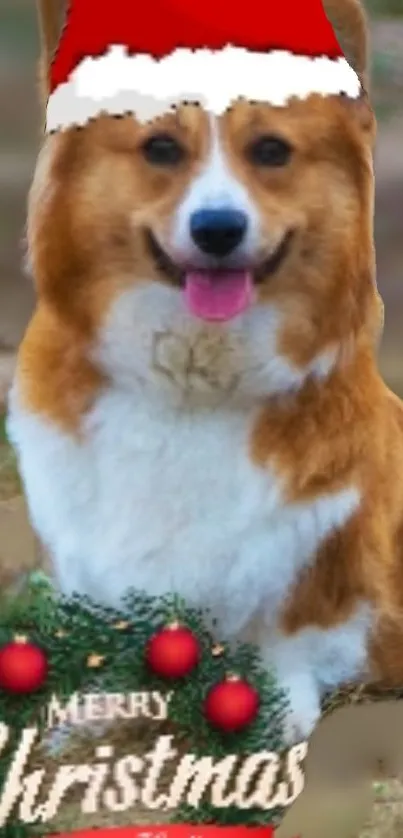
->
36;0;65;110
323;0;370;90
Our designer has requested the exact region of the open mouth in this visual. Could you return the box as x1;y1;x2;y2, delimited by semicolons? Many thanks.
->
145;228;294;322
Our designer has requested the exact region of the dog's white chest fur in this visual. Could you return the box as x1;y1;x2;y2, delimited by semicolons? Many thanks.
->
9;290;357;631
10;382;357;637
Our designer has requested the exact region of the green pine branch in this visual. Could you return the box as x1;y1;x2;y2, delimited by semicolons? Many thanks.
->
0;575;289;834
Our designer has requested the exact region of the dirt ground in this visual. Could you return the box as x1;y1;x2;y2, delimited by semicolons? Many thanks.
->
362;782;403;837
0;8;402;837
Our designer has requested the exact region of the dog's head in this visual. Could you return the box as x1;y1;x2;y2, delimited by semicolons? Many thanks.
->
28;0;379;404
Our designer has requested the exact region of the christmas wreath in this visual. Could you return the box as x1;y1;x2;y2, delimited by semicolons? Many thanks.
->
0;573;294;837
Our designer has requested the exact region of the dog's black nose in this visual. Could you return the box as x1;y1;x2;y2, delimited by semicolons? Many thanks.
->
190;209;247;258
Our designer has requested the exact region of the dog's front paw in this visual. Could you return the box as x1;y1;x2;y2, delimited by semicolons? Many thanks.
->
283;702;319;746
279;677;321;746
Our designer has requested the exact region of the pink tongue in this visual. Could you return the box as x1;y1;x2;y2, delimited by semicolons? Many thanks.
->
184;271;253;322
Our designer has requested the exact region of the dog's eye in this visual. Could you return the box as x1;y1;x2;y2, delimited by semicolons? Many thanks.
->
141;134;185;166
246;135;292;167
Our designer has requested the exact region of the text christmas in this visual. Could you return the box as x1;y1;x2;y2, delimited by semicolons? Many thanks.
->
0;691;307;826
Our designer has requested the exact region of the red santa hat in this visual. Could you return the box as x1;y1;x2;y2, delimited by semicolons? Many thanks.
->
46;0;362;133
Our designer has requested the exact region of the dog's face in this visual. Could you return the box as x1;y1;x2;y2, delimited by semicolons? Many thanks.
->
28;95;377;402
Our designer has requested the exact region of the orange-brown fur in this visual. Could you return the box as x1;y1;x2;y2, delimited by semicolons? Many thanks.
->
16;0;403;686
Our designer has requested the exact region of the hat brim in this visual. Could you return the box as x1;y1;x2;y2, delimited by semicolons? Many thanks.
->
46;45;362;132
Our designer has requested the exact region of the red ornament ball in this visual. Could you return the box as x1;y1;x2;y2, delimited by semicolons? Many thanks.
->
204;675;260;732
146;623;201;678
0;638;48;694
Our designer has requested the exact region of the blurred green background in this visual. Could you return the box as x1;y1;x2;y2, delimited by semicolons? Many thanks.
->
368;0;402;13
0;0;402;397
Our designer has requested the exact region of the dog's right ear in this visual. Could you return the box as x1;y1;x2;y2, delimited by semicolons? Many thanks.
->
37;0;64;110
323;0;370;90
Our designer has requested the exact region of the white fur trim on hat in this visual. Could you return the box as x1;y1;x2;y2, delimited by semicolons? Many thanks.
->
46;45;362;132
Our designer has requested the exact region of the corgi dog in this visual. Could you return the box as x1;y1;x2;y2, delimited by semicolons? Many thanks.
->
7;0;403;744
